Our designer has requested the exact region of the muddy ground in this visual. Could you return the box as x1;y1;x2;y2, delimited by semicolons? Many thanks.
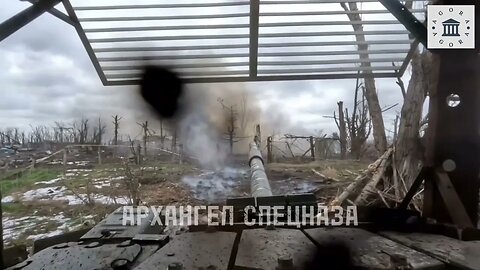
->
1;157;368;248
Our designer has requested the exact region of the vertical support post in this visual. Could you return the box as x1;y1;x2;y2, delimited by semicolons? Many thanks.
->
136;144;142;165
267;136;273;163
249;0;260;78
97;147;102;165
63;148;67;169
309;136;315;160
423;0;480;226
179;144;184;165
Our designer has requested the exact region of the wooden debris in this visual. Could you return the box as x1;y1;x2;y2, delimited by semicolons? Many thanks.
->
330;148;392;206
311;168;340;182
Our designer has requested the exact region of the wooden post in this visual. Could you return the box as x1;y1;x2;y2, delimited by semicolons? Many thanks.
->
62;148;67;169
267;136;273;163
337;101;347;159
309;136;315;160
136;144;142;165
179;144;183;164
97;147;102;165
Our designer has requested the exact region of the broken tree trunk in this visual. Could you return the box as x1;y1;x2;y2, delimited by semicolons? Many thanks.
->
331;149;393;206
337;101;347;159
354;149;393;204
395;50;438;187
341;2;387;155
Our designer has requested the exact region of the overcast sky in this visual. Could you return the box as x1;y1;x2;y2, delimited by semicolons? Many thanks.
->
0;0;422;140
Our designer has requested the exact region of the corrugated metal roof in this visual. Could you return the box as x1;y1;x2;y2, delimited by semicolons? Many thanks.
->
64;0;426;85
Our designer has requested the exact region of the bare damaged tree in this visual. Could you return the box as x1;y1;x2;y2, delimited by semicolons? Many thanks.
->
77;118;89;144
346;85;372;159
112;115;122;145
159;119;165;148
218;98;240;154
395;49;436;187
123;161;141;206
137;121;153;157
334;102;348;159
340;1;387;155
93;117;106;145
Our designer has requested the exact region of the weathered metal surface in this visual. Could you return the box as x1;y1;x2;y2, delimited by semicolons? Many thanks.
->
235;228;316;269
5;242;142;270
33;228;91;253
3;245;28;269
382;231;480;270
249;142;273;197
0;0;61;42
81;207;163;240
305;228;444;269
135;232;236;270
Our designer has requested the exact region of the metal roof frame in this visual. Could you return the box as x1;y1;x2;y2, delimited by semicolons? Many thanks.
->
0;0;427;86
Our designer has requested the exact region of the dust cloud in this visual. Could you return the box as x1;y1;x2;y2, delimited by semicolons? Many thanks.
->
176;83;262;169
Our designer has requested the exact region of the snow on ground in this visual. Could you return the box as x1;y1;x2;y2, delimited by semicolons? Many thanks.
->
8;185;130;205
66;169;93;173
2;196;14;203
35;177;62;185
3;212;94;244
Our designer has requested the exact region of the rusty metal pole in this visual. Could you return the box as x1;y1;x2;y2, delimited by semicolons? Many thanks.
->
249;142;272;197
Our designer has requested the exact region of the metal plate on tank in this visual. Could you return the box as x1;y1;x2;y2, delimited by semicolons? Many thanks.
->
235;228;316;269
135;231;236;269
382;231;480;269
305;228;444;269
6;241;141;270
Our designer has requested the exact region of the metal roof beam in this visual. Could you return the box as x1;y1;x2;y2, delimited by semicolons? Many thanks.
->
378;0;427;46
74;2;250;10
260;20;401;27
100;57;404;71
0;0;61;42
93;44;249;53
105;72;396;85
260;9;424;16
105;66;399;79
98;53;250;62
259;66;400;75
84;24;250;33
261;0;422;3
62;0;107;85
259;39;414;48
88;30;409;43
102;61;250;70
259;57;405;66
89;34;249;43
25;0;74;26
83;20;405;33
96;49;408;62
79;13;249;22
249;0;260;78
106;70;249;79
98;49;409;62
258;49;409;57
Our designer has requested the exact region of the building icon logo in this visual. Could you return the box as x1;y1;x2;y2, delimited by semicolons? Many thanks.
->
442;18;460;36
427;5;475;49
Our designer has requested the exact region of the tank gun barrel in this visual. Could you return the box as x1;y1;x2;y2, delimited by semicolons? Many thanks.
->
248;141;272;197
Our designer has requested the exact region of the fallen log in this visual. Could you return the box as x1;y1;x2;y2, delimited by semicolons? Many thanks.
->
330;148;393;206
354;148;393;204
311;168;340;182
